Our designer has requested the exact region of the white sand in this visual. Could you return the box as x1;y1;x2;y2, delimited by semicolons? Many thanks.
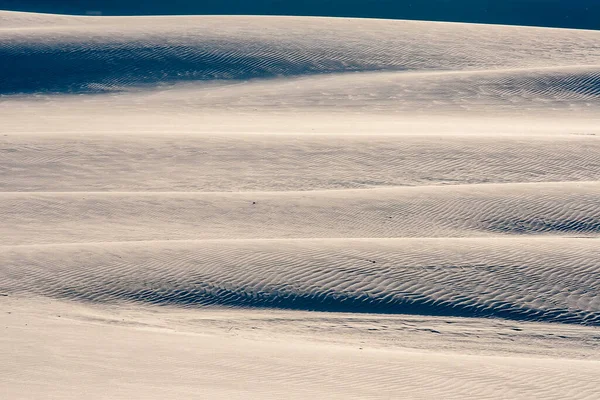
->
1;11;599;399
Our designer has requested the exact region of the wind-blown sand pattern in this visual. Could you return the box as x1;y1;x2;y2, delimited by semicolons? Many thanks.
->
2;238;600;324
1;10;599;399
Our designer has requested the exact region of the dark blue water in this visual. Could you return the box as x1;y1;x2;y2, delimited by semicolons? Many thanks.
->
1;0;598;30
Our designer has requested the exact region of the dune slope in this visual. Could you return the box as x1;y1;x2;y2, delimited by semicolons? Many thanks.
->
2;12;600;95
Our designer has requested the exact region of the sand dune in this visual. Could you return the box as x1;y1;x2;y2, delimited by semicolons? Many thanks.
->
1;238;599;324
2;12;600;94
2;135;600;191
2;300;600;400
2;10;599;399
1;182;599;245
114;66;600;115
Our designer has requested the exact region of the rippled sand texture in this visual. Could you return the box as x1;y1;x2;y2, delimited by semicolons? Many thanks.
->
1;11;600;399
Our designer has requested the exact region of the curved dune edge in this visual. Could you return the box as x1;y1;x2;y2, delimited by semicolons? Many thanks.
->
1;238;598;325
